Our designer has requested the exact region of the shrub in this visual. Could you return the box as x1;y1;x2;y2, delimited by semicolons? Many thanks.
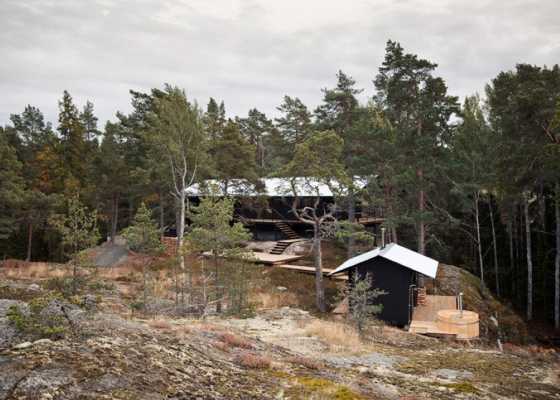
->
147;319;173;330
286;355;322;370
213;341;231;353
218;332;253;349
346;273;386;336
44;276;89;298
7;293;73;340
235;352;271;369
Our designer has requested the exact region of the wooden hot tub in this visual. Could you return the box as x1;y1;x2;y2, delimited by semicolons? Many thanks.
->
436;309;479;339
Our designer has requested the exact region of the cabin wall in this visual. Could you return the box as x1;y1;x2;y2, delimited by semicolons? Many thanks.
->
349;257;415;326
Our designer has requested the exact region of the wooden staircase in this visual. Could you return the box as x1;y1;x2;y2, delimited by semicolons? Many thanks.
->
417;287;428;306
270;240;292;255
274;221;299;240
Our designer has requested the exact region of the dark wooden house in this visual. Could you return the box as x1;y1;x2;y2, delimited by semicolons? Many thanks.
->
329;243;439;327
186;177;384;240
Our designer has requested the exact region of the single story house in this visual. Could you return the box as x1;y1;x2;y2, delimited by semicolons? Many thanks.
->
328;243;439;327
186;177;383;240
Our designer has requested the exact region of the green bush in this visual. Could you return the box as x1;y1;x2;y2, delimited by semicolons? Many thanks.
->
44;276;88;298
6;293;74;340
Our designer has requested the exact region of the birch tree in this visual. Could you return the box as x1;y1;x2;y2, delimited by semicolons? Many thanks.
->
148;86;207;293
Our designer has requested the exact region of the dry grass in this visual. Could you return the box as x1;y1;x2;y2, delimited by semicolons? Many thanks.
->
218;332;254;349
147;319;173;331
173;325;192;336
1;261;67;280
213;341;231;353
303;319;362;352
286;355;323;370
235;352;271;369
253;291;298;309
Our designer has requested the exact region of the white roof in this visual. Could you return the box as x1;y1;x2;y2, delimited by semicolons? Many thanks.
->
328;243;439;279
186;177;370;197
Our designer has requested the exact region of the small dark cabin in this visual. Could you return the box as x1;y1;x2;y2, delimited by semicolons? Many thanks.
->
329;243;439;327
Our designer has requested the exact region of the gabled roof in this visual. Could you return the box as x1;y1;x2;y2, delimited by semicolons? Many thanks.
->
328;243;439;279
186;177;371;197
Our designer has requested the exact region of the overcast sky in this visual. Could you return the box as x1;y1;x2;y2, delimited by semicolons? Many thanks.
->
1;0;559;127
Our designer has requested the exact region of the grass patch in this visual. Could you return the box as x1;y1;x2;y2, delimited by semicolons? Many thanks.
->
288;376;364;400
396;350;526;382
304;319;363;352
442;382;479;394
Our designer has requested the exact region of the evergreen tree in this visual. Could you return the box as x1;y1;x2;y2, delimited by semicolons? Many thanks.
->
146;85;208;281
0;128;24;242
186;196;251;313
314;71;366;256
58;90;88;193
122;203;164;254
487;64;560;320
281;130;349;312
374;40;459;258
49;196;99;294
236;108;273;172
80;101;100;141
276;95;312;146
96;121;128;242
213;120;258;194
448;96;496;287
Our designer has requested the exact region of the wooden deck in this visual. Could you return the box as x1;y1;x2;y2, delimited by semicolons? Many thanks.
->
202;250;303;265
241;217;385;225
412;295;457;322
274;264;347;280
409;295;458;336
248;252;305;265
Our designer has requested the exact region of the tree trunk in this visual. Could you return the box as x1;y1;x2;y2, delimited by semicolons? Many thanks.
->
215;254;222;313
384;181;398;244
25;222;33;262
554;182;560;329
488;197;499;296
524;194;533;321
417;169;426;255
347;189;355;258
111;193;119;244
176;193;186;307
507;218;514;299
313;224;326;313
474;192;484;286
159;190;165;239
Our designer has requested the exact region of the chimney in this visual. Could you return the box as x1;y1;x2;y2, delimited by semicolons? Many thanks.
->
381;227;386;248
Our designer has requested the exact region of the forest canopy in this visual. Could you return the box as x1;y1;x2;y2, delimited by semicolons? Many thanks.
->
1;40;559;327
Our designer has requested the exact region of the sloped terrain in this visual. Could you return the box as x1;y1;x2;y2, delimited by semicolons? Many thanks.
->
435;264;530;343
1;260;559;399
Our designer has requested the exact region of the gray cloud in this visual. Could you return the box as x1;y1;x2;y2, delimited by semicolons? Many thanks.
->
1;0;559;127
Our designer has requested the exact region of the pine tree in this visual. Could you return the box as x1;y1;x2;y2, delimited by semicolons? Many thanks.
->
276;95;312;146
281;130;349;312
374;40;459;258
213;121;258;194
58;91;88;193
186;196;251;313
0;128;24;241
122;203;164;254
49;196;99;294
236;108;273;172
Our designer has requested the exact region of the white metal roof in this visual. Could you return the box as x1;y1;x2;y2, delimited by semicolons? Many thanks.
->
186;177;370;197
328;242;439;279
